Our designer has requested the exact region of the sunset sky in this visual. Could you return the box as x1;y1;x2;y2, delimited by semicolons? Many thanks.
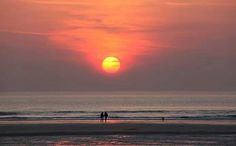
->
0;0;236;91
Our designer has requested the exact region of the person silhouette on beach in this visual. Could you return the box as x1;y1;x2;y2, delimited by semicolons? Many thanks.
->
162;117;165;122
100;112;104;121
104;112;108;121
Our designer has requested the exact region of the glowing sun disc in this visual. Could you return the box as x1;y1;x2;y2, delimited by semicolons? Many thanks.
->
102;56;121;73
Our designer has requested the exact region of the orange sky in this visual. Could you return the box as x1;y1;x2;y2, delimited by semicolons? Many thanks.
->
0;0;236;91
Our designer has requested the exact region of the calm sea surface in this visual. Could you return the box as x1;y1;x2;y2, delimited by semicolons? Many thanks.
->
0;92;236;121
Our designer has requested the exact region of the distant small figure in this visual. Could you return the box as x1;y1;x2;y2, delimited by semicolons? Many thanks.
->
100;112;104;121
162;117;165;122
104;112;108;121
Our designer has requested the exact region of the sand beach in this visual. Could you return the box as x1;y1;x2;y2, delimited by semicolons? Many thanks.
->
0;120;236;136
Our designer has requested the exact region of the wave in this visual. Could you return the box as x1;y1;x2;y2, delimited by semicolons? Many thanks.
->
1;110;234;115
177;115;236;120
1;115;236;121
0;112;18;116
1;110;236;120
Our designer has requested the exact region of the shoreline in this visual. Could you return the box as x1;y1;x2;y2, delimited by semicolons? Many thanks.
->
1;121;236;136
0;119;236;125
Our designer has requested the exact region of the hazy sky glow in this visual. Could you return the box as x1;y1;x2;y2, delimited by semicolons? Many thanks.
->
0;0;236;91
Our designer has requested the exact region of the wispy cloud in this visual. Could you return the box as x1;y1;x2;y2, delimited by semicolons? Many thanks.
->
32;0;85;5
166;1;236;7
0;29;54;36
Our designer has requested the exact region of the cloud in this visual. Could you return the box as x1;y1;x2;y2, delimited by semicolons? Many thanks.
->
33;0;87;6
166;0;236;7
0;29;53;36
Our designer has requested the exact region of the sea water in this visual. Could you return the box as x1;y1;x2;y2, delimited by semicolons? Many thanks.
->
0;92;236;121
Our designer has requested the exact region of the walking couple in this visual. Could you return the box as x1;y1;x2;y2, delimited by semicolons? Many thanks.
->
100;112;108;121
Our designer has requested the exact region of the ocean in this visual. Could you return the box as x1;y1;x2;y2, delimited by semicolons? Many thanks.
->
0;92;236;121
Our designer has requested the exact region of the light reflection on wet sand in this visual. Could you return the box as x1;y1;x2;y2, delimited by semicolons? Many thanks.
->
1;119;236;125
1;134;236;146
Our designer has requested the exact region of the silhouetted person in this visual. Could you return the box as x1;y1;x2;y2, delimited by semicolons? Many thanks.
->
100;112;104;121
104;112;108;121
162;117;165;122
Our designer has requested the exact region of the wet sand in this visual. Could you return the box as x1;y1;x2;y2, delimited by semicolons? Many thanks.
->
0;120;236;136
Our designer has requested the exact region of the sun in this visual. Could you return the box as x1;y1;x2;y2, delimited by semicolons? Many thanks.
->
102;56;121;74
